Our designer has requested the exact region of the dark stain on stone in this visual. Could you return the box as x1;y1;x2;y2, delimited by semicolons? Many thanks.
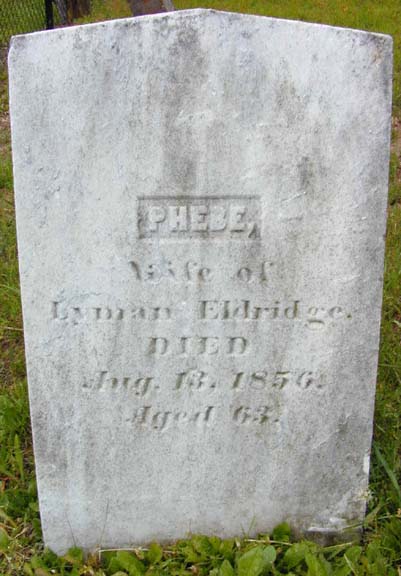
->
298;156;314;193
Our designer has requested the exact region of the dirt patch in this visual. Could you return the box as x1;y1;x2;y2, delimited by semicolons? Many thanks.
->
0;46;7;66
0;46;7;124
0;113;10;132
0;113;10;156
0;54;10;155
391;117;401;155
391;116;401;185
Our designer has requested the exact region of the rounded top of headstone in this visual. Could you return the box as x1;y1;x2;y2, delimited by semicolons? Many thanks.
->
9;8;393;49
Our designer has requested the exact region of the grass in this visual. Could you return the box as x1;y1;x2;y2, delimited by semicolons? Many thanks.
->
78;0;132;21
0;0;53;45
1;0;401;574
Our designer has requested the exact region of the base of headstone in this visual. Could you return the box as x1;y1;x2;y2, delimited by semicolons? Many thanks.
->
301;526;362;547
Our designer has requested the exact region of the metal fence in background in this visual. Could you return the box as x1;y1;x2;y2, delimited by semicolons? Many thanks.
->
0;0;55;46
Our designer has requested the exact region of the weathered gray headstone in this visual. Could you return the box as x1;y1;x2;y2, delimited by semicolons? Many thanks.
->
9;9;392;555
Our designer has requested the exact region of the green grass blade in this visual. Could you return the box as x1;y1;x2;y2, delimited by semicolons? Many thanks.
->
373;443;401;507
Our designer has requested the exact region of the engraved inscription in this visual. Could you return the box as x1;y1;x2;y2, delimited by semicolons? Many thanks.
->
175;370;217;390
121;405;279;431
129;258;272;284
199;300;347;328
83;371;156;395
82;368;322;394
52;228;351;434
125;405;215;431
128;260;274;285
137;196;261;239
231;370;321;390
52;301;171;323
130;260;213;283
232;405;275;425
148;336;248;356
81;366;324;432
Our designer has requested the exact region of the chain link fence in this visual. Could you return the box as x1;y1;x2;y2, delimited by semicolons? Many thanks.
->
0;0;58;46
0;0;174;46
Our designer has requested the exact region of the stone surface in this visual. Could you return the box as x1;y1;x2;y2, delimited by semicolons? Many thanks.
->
9;9;392;555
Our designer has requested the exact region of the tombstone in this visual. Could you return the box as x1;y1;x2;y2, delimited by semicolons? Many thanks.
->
9;9;392;555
